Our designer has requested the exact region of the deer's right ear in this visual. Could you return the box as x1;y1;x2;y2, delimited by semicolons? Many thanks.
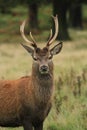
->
50;42;63;55
20;43;34;56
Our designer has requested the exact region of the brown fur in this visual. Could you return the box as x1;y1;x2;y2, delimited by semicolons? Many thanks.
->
0;41;63;130
0;59;54;129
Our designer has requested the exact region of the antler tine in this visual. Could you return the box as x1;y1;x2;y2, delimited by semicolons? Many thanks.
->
20;20;37;48
47;15;59;47
47;29;53;43
49;15;58;44
20;20;32;44
30;32;36;43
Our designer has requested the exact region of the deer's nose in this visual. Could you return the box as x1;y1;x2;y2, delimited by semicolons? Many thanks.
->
40;65;49;74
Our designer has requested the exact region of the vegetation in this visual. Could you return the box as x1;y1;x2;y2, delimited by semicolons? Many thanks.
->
0;4;87;42
0;34;87;130
0;4;87;130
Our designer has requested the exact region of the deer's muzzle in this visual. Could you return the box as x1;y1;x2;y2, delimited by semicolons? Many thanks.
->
39;65;49;74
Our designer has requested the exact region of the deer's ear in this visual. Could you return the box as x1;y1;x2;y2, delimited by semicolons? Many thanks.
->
20;43;34;56
50;42;63;55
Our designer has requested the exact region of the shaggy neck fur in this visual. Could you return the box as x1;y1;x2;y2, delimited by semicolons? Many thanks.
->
31;61;54;105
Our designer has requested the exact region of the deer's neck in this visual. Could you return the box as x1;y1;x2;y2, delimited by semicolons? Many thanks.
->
31;63;54;104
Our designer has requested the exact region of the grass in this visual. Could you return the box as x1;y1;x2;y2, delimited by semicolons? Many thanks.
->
0;37;87;130
0;4;87;130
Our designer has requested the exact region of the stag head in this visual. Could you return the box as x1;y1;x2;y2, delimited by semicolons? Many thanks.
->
20;15;63;74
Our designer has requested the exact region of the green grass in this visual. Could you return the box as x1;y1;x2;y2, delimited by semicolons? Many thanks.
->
0;4;87;43
0;4;52;43
82;4;87;21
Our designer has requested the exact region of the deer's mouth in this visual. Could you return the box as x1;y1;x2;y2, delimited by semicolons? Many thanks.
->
40;70;49;74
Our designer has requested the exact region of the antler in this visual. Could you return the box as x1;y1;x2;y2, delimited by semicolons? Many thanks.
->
20;20;37;48
20;15;58;48
46;15;59;47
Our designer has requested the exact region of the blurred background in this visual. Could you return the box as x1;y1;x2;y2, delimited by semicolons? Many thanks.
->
0;0;87;130
0;0;87;42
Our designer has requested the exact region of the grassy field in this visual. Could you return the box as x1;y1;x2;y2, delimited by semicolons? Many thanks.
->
0;33;87;130
0;4;87;130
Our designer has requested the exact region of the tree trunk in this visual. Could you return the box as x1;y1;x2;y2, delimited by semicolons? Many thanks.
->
28;3;38;33
52;0;70;40
69;4;83;29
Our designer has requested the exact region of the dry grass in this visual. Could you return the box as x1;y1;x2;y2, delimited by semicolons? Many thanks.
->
0;39;87;79
0;35;87;130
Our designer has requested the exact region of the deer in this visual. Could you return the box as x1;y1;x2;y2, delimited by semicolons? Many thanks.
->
0;15;63;130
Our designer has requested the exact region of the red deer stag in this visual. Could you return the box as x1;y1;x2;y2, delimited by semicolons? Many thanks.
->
0;15;63;130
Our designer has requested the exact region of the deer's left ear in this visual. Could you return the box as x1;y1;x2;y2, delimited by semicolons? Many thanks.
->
20;43;34;56
50;42;63;55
